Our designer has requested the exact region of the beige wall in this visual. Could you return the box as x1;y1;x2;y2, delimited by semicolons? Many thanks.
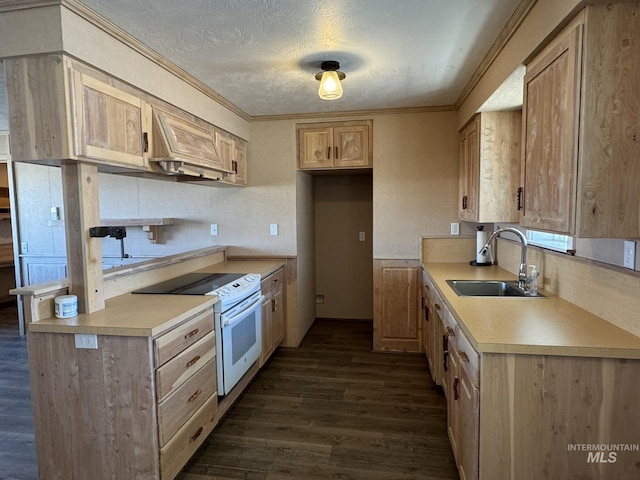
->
314;174;373;320
373;111;460;258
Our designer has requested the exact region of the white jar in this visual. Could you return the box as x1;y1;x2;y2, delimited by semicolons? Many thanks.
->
55;295;78;318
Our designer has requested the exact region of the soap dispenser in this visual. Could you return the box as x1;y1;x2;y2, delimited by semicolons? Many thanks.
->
529;265;538;295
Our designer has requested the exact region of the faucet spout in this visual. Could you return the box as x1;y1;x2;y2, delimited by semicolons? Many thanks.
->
479;227;528;289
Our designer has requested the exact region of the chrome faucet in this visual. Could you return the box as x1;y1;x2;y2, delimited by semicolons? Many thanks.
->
479;227;529;290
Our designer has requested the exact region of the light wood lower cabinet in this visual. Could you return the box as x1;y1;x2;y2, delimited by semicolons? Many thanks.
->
27;305;217;480
373;260;421;352
422;270;443;385
259;268;285;367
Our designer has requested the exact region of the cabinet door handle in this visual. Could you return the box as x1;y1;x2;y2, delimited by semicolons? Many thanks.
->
271;278;279;284
188;389;203;403
462;195;468;210
184;328;199;339
142;132;149;153
232;160;238;174
335;146;339;159
271;298;276;312
186;355;201;368
458;350;469;363
190;426;204;443
453;377;460;400
327;147;331;159
517;186;523;210
443;336;449;372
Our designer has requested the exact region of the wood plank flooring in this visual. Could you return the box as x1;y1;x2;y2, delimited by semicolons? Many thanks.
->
178;319;458;480
0;311;457;480
0;302;37;480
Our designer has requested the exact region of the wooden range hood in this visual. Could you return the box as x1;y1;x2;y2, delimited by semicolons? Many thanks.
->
149;109;234;181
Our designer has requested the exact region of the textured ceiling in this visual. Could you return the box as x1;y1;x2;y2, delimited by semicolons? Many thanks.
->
79;0;522;117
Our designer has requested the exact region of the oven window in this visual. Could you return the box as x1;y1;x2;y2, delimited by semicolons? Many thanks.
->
232;311;257;364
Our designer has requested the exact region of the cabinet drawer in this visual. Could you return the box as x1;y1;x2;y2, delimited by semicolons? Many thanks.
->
160;392;218;480
154;309;214;367
157;358;217;447
455;328;480;387
261;268;284;291
156;331;216;402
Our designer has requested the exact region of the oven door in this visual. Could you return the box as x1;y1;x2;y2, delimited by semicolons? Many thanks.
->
216;291;263;396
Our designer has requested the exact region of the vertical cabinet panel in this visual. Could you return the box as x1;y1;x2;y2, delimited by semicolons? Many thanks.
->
373;260;421;352
521;26;581;233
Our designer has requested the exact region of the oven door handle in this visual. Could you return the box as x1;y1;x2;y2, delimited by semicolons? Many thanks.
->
222;294;264;327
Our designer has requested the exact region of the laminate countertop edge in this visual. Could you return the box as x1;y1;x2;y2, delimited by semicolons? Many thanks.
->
423;262;640;359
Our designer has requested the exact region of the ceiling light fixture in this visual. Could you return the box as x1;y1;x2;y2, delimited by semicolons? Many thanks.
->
315;61;345;100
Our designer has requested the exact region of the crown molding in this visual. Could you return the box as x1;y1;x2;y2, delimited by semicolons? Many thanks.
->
455;0;538;109
251;104;456;122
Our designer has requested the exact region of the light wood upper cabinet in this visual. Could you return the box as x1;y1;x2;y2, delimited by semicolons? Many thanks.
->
297;120;372;170
71;71;149;169
521;3;640;237
459;111;521;223
215;131;247;186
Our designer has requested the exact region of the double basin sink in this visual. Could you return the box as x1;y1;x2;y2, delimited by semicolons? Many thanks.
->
446;279;545;298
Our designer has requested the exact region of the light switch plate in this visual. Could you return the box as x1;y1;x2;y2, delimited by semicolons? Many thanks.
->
451;222;460;235
270;224;278;236
210;224;218;236
359;231;366;241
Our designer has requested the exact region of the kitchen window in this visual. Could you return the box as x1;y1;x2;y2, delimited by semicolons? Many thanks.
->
525;229;575;253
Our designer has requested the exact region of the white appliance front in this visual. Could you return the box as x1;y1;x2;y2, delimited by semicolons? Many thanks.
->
216;290;263;396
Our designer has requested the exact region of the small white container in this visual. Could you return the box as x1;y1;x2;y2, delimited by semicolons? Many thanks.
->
55;295;78;318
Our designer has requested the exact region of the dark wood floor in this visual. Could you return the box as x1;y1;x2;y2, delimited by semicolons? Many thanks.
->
179;319;458;480
0;310;457;480
0;302;37;480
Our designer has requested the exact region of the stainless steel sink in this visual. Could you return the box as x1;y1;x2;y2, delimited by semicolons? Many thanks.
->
446;280;545;298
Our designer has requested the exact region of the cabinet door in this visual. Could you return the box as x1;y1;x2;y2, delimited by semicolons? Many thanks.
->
260;291;273;368
215;131;236;173
459;117;480;221
447;345;461;462
458;368;480;480
373;261;421;352
333;125;370;168
231;141;248;186
73;72;147;169
298;127;333;169
521;25;582;234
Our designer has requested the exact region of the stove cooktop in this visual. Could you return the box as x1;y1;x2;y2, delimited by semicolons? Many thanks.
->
132;272;246;295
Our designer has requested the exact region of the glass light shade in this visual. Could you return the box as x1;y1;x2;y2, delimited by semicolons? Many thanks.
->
318;71;343;100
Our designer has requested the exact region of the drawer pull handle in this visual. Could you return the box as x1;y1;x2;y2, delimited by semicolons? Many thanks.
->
447;326;455;336
186;355;201;368
458;351;469;363
184;328;200;339
271;278;279;284
190;426;203;443
435;303;441;311
188;389;203;403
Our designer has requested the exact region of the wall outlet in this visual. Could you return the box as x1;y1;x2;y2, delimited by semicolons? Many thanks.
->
21;242;28;253
74;334;98;350
50;206;59;221
359;231;366;241
451;222;460;236
623;240;636;269
210;224;218;236
315;295;324;304
270;224;278;236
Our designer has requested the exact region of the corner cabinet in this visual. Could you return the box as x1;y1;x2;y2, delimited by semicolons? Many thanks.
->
459;112;521;222
259;268;285;366
373;260;421;352
521;3;640;236
297;120;372;170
